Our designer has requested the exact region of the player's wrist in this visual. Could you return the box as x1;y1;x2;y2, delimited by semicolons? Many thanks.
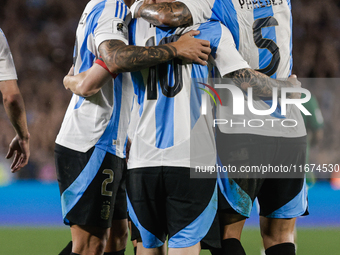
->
16;131;30;141
168;42;179;58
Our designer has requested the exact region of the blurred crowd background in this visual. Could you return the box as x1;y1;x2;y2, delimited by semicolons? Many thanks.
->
0;0;339;183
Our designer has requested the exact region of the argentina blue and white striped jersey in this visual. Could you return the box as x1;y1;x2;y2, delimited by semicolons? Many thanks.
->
0;29;17;81
127;19;250;169
56;0;134;158
178;0;306;137
178;0;292;78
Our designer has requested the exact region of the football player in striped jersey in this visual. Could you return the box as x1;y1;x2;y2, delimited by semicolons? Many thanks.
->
56;1;211;255
65;1;302;254
132;1;308;255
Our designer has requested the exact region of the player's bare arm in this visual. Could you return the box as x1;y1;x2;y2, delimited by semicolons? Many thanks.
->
135;1;193;27
64;64;112;97
0;80;30;172
225;69;301;99
64;31;210;97
99;30;210;74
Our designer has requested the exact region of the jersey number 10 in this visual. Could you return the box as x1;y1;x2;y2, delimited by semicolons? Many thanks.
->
145;35;183;100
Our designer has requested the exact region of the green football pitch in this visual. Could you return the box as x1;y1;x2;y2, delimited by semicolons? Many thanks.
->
0;227;339;255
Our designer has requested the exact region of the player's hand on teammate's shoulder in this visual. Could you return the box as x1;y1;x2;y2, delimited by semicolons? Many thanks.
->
6;134;30;173
173;30;211;66
287;74;302;99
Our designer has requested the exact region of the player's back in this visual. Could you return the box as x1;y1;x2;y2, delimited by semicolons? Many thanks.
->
211;0;292;79
181;0;292;78
209;0;306;137
179;0;306;137
56;0;133;157
127;20;231;169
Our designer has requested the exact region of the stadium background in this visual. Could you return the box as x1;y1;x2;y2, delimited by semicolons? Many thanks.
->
0;0;339;254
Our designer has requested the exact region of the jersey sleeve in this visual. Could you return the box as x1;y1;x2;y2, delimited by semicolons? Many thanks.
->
213;24;250;76
0;30;17;81
94;0;131;49
176;0;214;25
